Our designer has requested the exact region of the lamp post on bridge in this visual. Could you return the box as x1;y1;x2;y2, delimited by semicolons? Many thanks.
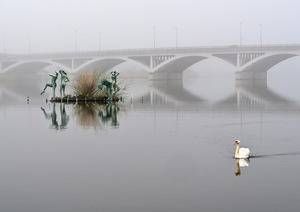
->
2;34;5;54
259;23;263;46
153;25;156;48
28;35;31;53
98;31;101;51
239;22;243;46
175;27;178;48
75;30;77;51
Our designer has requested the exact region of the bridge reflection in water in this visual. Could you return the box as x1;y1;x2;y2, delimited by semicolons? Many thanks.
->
1;77;300;110
1;77;299;134
129;79;300;112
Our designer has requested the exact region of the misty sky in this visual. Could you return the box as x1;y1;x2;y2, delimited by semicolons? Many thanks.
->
1;0;300;53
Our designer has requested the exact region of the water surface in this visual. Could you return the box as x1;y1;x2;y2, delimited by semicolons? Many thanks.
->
0;74;300;212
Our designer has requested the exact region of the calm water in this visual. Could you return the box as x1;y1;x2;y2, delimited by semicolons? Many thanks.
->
1;72;300;212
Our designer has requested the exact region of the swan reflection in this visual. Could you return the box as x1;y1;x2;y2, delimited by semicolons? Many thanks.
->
235;158;250;176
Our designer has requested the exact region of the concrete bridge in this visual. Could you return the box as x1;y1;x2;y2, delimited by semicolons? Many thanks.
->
1;44;300;80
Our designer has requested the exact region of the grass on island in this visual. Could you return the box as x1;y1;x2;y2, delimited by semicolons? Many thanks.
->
71;71;105;99
69;70;126;101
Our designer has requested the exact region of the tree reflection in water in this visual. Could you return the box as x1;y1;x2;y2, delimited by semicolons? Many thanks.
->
41;102;121;131
73;102;120;129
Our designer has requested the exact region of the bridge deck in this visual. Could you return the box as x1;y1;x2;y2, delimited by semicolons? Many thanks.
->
1;44;300;60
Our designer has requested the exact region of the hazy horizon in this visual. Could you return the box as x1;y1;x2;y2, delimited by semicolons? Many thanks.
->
1;0;300;54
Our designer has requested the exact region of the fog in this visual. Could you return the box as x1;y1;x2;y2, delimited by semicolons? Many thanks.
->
1;0;300;53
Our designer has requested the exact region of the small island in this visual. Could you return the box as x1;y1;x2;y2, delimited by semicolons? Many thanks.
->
41;70;124;103
49;95;121;103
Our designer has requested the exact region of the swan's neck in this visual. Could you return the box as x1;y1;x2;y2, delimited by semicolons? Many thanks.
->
235;144;240;157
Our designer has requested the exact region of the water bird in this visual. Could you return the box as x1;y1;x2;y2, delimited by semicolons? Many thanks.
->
234;140;250;159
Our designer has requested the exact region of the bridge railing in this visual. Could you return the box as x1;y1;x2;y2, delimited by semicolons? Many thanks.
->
2;43;300;61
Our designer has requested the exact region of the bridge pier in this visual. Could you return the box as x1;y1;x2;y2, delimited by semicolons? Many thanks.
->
235;71;267;80
149;72;183;80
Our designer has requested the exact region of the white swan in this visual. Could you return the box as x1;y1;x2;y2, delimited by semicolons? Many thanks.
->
234;140;250;159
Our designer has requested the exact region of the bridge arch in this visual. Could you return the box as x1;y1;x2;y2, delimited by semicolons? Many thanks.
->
125;57;152;72
75;57;126;73
155;55;208;73
2;60;72;73
236;53;298;79
2;45;300;80
151;55;208;79
241;53;298;72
